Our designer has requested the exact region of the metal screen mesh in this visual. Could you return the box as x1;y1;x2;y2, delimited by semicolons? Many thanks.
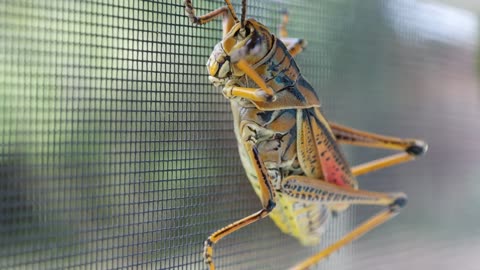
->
1;0;479;270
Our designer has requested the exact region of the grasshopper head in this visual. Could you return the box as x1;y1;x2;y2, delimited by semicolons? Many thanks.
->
207;19;274;87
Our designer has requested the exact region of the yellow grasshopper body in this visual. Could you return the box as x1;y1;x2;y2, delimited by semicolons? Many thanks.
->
185;1;427;269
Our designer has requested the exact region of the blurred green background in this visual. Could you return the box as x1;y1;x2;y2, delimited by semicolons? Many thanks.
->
0;0;479;269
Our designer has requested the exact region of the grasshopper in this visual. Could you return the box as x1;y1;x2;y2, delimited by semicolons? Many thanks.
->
184;1;427;269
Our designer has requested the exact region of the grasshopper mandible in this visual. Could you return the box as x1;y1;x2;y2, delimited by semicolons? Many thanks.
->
184;1;427;269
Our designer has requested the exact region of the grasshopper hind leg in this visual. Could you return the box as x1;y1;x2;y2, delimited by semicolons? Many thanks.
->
329;122;428;176
279;175;407;270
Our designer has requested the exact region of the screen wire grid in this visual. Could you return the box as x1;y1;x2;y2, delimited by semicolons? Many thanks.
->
0;0;356;269
1;0;479;270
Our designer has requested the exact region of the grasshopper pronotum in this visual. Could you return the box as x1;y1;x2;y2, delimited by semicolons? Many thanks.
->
184;1;427;269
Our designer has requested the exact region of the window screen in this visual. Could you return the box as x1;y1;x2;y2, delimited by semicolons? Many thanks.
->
1;1;479;270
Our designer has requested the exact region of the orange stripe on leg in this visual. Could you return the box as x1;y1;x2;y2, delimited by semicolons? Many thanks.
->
352;152;414;176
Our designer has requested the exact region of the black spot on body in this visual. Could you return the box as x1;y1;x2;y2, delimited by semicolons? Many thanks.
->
287;86;306;103
256;111;274;122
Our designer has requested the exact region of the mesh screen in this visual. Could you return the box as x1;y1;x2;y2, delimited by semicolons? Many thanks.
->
1;1;479;270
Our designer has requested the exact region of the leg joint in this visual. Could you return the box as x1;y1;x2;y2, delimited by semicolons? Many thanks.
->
265;199;276;212
406;140;428;156
205;238;213;247
389;195;408;212
203;238;214;265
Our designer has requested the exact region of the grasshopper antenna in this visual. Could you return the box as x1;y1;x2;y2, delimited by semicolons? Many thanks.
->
241;0;247;27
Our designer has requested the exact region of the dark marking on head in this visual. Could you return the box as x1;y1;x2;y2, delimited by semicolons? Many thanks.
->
245;29;262;52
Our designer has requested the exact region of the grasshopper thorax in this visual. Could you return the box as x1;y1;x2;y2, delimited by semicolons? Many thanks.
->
207;19;274;87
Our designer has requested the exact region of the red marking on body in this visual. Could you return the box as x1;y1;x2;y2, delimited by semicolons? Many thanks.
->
325;163;346;186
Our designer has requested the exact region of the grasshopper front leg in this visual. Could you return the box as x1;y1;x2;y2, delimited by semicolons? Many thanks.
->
184;0;237;36
221;59;276;103
222;80;274;103
203;123;277;270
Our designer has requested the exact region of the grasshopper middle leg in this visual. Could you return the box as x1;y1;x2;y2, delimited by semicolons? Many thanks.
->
277;9;307;57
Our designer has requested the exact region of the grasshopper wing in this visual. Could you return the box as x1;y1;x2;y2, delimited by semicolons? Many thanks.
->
297;107;358;189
